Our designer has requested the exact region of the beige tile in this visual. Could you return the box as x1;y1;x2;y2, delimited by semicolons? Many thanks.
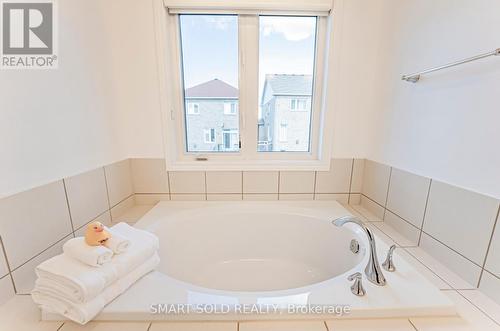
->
485;219;500;277
110;195;135;222
315;158;353;193
169;172;206;194
12;234;69;294
74;211;112;237
350;159;365;193
207;194;242;201
279;171;315;193
279;193;314;201
170;194;206;201
206;171;242;194
460;288;500;324
134;194;170;205
407;236;481;289
0;275;14;305
239;321;326;331
382;211;420;246
326;319;415;330
64;167;109;230
0;295;63;331
130;158;169;194
105;159;134;207
243;194;278;201
410;290;499;331
397;248;451;289
358;195;384;220
150;322;237;331
349;193;361;205
365;222;397;247
113;204;152;224
423;180;499;265
361;160;391;206
314;193;349;203
342;204;368;222
0;237;8;277
0;181;72;269
386;168;430;229
243;171;279;193
479;271;500;307
61;321;150;331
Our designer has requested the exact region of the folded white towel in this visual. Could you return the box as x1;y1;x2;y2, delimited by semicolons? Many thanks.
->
35;223;159;303
32;253;160;325
63;237;113;267
103;229;130;254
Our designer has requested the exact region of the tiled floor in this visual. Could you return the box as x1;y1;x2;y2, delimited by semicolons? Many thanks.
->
1;203;499;331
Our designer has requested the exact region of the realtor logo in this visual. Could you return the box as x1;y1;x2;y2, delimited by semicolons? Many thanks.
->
1;0;57;68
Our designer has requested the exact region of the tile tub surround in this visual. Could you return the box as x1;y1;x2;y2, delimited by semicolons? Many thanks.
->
0;158;361;302
0;159;141;300
357;159;500;306
1;156;500;308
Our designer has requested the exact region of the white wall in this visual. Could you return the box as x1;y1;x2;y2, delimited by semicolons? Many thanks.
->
369;0;500;198
0;0;129;198
329;0;391;159
5;0;498;200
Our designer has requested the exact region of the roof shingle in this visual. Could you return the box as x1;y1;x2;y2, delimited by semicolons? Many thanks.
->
185;79;238;98
265;74;313;96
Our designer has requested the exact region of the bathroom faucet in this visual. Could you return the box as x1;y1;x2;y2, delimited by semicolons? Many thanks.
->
332;216;386;286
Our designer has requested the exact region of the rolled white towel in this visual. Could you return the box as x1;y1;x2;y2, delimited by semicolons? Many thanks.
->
103;228;130;254
63;237;113;267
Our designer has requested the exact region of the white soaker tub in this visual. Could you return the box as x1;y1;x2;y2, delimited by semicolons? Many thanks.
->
43;201;455;321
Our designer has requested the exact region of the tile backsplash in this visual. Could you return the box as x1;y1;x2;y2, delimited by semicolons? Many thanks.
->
0;157;499;307
358;159;500;302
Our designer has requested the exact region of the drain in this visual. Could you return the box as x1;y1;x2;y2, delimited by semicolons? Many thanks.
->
350;239;360;254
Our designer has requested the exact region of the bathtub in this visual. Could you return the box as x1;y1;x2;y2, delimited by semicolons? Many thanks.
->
44;201;455;321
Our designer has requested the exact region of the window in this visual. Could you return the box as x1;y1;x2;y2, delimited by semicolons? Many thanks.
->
258;16;316;152
157;4;333;170
279;124;288;142
224;102;237;115
180;15;239;153
290;99;307;111
204;128;216;143
187;103;199;114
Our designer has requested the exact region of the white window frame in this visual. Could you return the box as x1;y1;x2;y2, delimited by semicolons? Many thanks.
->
224;102;237;115
290;98;307;111
204;128;216;143
187;102;199;115
153;0;335;171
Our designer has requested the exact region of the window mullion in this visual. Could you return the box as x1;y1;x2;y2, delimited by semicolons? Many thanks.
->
238;15;259;160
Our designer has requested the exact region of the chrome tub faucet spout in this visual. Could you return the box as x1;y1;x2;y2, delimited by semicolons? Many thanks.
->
332;216;387;286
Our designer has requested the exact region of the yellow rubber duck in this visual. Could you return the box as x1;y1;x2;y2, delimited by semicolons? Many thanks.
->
84;221;111;246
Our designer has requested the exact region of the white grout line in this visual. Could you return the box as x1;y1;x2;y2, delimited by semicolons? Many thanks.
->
347;158;355;205
477;202;500;288
382;167;393;220
61;179;76;235
455;289;500;326
418;179;433;246
407;319;418;331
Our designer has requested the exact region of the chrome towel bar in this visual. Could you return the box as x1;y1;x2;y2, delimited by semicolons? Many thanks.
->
402;48;500;83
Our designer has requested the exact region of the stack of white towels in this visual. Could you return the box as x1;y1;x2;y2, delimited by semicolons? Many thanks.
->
32;222;160;325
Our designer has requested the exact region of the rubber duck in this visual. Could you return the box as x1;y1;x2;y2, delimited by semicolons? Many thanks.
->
84;221;111;246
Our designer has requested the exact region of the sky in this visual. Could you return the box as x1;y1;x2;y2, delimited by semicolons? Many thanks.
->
179;15;317;105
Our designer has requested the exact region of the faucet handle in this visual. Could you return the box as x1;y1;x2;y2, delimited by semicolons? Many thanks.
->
382;245;397;272
347;272;365;296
